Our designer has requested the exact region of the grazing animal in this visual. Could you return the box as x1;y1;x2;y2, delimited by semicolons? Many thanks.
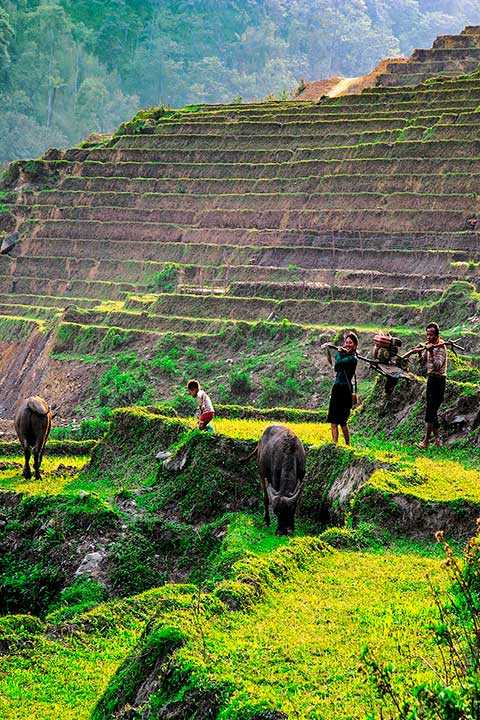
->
14;396;53;480
256;425;305;535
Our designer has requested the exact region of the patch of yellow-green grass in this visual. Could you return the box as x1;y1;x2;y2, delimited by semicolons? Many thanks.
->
179;549;444;719
0;455;89;496
92;299;126;312
212;417;334;446
125;293;158;304
0;632;131;720
0;586;194;720
0;546;444;720
369;455;480;503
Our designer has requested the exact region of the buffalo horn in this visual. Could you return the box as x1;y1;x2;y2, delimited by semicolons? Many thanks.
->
283;481;304;506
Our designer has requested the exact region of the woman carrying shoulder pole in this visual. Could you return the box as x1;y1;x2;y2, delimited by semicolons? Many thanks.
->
326;332;358;446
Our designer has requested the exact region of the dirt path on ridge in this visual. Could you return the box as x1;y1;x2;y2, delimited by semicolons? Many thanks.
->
327;77;359;97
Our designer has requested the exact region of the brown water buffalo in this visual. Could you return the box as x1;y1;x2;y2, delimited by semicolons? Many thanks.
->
14;396;52;480
257;425;305;535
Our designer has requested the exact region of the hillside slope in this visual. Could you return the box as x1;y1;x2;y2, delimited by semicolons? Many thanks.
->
0;29;479;424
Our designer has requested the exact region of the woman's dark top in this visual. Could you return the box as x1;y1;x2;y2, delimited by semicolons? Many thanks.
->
327;350;358;426
333;351;357;388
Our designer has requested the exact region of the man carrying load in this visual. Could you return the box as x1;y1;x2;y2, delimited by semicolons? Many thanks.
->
412;322;447;449
187;379;215;432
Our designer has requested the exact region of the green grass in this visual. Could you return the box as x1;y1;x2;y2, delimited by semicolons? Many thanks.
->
368;455;480;502
216;417;480;504
0;407;474;720
0;455;90;496
0;585;195;720
0;539;445;720
90;541;446;720
194;550;443;718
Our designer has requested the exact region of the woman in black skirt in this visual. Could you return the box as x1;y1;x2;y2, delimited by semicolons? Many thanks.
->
326;332;358;445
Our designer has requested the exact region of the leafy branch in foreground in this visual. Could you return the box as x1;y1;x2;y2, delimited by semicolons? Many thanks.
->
362;520;480;720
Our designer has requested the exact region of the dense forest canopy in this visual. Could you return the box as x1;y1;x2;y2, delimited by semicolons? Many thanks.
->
1;0;480;164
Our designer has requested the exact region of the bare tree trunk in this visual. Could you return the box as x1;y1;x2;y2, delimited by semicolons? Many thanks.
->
46;85;56;130
73;43;81;114
45;28;55;139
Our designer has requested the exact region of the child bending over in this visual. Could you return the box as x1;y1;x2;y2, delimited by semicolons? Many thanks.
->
187;379;215;431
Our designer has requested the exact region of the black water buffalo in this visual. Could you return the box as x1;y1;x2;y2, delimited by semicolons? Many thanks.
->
14;396;52;480
257;425;305;535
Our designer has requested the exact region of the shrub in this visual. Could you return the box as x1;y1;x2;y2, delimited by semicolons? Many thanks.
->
229;368;253;396
98;365;152;408
148;263;179;292
98;328;130;353
0;559;63;615
152;346;180;376
152;354;178;375
259;373;301;405
51;408;112;440
171;388;197;415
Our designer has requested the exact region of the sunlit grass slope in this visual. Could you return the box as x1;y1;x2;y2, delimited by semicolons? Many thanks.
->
183;550;443;719
0;585;195;720
89;540;445;720
0;455;90;496
213;417;332;445
197;416;480;505
0;541;444;720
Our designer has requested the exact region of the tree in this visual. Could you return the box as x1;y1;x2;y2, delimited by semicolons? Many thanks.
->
1;0;480;166
0;8;13;77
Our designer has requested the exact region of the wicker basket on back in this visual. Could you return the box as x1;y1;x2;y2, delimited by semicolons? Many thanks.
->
373;334;403;364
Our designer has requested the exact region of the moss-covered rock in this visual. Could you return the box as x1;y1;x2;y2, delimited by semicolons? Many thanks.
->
0;492;119;615
91;624;187;720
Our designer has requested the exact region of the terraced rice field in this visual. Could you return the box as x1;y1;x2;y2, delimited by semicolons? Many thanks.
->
1;25;480;720
1;35;480;374
0;412;475;720
2;412;480;513
375;26;480;86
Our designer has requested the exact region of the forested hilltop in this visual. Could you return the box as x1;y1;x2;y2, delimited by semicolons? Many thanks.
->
2;0;480;165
